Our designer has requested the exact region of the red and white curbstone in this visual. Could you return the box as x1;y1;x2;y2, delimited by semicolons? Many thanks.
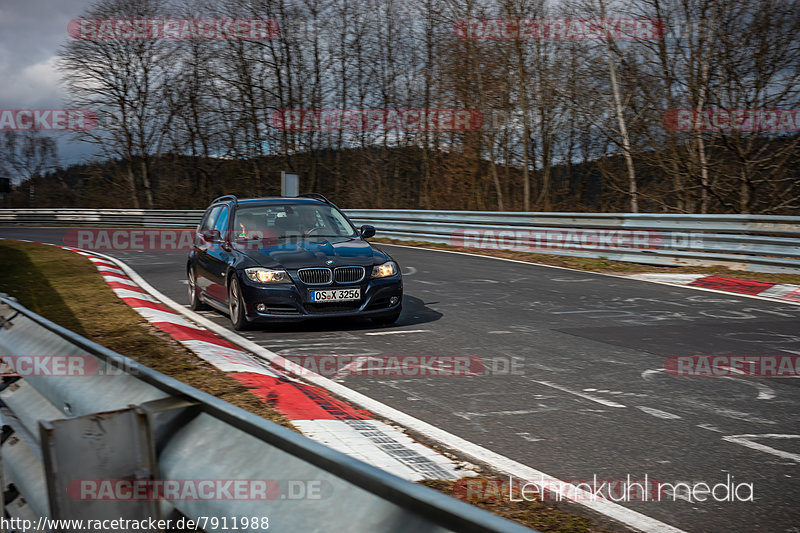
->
627;273;800;303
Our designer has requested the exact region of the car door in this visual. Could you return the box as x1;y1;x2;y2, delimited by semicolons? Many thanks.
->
194;205;222;300
202;204;234;305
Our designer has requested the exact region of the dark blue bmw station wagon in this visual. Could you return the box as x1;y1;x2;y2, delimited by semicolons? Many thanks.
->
187;194;403;330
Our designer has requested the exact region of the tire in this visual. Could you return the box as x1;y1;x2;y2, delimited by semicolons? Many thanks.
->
228;276;250;330
188;267;209;311
371;306;402;325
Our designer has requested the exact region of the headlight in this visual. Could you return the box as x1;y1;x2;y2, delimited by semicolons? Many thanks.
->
371;261;398;279
245;268;291;284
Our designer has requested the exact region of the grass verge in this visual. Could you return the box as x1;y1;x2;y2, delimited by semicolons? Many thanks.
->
374;238;800;286
0;240;294;429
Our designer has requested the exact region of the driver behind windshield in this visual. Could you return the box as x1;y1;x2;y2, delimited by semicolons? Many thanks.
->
297;207;320;232
235;211;264;240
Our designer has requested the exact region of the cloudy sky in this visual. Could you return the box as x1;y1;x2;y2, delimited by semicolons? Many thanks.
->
0;0;100;164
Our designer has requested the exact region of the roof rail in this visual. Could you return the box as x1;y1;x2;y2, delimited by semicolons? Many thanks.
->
212;194;238;206
299;193;334;206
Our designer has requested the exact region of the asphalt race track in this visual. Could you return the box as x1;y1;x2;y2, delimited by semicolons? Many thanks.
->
3;227;799;533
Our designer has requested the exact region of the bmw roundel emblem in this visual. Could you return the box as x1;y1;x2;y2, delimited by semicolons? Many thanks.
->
326;260;334;265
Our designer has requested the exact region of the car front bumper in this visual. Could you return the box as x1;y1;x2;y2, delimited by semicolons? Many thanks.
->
236;271;403;323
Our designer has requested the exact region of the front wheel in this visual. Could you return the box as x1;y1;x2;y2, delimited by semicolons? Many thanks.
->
228;276;250;330
188;267;209;311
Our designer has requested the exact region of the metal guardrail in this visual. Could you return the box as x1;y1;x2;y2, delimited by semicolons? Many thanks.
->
0;295;533;533
0;209;205;228
1;208;799;273
344;210;800;274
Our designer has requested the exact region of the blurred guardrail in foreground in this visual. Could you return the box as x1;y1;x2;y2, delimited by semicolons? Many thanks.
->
1;208;799;273
0;295;532;533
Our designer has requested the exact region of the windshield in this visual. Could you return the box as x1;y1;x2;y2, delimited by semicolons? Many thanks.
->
233;204;358;241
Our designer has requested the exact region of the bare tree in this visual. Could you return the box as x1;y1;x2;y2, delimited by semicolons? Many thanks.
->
58;0;179;208
0;131;59;202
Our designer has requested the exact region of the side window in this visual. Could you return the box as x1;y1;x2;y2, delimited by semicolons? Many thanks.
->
214;206;230;238
200;206;221;231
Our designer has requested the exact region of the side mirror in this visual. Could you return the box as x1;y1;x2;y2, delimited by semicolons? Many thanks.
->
200;229;221;242
360;225;376;239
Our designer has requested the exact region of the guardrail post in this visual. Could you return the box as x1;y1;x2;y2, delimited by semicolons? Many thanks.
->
135;397;201;455
40;407;159;527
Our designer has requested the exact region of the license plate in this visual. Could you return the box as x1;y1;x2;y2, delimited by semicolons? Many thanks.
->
310;288;361;302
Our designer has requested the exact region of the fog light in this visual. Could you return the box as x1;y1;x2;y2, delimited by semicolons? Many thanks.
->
389;296;399;306
256;304;266;312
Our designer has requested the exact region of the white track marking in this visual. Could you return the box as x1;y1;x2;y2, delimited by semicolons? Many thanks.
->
364;329;430;336
716;366;745;375
531;380;627;408
455;409;556;420
636;406;682;420
93;250;687;533
680;400;776;425
721;376;776;400
641;368;666;381
517;432;543;442
697;424;723;433
721;434;800;463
